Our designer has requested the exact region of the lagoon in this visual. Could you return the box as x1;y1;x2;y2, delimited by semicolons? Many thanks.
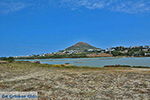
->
17;57;150;67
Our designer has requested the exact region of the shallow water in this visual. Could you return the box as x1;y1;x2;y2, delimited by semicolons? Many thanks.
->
17;57;150;67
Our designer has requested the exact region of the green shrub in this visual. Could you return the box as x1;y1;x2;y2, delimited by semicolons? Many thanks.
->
0;57;15;63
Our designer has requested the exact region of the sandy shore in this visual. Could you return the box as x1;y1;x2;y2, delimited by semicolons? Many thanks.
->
0;63;150;100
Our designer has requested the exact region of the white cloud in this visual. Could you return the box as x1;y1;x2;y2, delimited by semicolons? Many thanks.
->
61;0;150;14
0;1;28;14
0;0;150;14
0;0;55;14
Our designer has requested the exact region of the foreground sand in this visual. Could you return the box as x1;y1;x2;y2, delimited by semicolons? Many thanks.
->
0;63;150;100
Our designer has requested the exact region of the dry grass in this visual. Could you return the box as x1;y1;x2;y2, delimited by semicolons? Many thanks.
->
0;62;150;100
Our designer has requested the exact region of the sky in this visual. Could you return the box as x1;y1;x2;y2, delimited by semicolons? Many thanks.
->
0;0;150;57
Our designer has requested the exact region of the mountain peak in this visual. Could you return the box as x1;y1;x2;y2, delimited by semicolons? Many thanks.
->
65;42;99;51
74;42;90;46
76;42;87;44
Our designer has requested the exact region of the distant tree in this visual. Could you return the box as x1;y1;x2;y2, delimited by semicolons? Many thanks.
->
111;51;123;56
0;57;14;62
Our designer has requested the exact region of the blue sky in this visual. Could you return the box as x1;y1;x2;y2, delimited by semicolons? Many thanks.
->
0;0;150;56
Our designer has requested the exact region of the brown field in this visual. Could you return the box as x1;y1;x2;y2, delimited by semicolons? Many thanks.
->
0;62;150;100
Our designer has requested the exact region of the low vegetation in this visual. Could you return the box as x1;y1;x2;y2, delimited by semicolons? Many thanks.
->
108;46;150;57
0;62;150;100
15;53;87;59
104;65;150;68
0;57;15;62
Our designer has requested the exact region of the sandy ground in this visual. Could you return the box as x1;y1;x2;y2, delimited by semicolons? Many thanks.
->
0;63;150;100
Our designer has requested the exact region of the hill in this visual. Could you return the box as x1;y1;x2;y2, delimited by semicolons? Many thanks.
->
65;42;99;51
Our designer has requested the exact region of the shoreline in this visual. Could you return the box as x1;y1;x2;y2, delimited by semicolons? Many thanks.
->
15;56;150;60
2;61;150;68
15;57;150;68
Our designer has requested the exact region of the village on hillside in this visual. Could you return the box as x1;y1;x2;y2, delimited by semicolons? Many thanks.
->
10;42;150;59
